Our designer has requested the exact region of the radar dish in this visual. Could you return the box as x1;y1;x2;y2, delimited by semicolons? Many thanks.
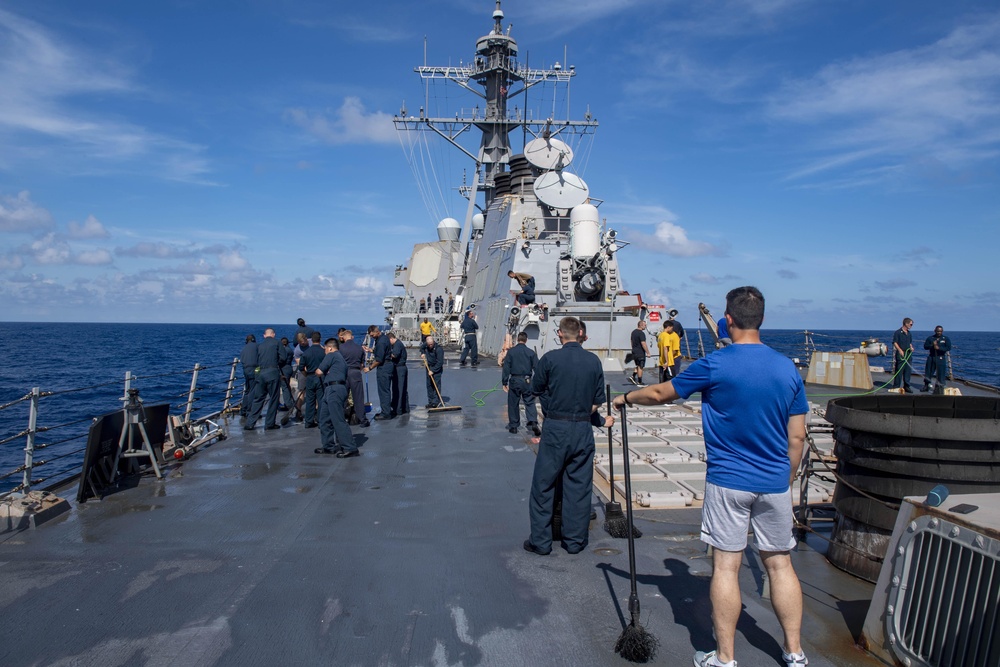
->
533;171;589;209
524;137;574;170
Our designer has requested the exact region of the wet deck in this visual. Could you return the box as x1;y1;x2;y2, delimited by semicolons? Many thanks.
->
0;358;892;666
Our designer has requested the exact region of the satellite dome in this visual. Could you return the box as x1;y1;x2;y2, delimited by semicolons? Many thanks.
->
472;213;485;232
437;217;461;242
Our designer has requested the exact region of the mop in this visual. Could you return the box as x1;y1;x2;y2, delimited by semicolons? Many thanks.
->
422;357;461;413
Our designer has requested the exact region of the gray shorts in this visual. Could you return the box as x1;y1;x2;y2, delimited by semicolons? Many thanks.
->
701;482;796;552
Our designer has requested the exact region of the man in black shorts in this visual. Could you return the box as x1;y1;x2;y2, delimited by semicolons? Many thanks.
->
629;320;650;386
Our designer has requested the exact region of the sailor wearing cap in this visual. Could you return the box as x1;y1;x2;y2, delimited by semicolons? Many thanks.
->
502;331;539;435
523;316;605;556
459;310;479;367
315;338;358;458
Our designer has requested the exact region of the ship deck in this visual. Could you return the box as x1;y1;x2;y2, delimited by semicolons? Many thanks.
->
0;357;938;666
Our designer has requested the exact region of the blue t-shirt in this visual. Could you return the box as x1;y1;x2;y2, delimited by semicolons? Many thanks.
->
671;344;808;493
716;317;729;340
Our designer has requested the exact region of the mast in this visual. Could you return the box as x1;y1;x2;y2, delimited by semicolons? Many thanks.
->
393;0;596;213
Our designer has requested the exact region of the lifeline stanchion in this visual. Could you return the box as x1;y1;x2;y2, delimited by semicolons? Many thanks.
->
613;403;658;663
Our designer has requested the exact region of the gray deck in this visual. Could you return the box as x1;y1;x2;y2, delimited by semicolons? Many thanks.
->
0;359;886;666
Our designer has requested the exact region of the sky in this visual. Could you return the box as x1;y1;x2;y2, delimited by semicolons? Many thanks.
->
1;0;998;331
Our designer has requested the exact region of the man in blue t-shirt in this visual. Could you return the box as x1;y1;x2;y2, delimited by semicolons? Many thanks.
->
613;286;808;667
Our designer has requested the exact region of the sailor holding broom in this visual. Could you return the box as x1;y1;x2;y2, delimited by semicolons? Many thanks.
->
614;286;809;667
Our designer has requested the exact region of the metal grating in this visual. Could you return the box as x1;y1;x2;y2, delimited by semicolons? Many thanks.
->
886;515;1000;667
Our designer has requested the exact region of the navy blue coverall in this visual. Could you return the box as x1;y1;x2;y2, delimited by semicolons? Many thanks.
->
423;343;445;407
528;341;605;554
459;315;479;366
299;343;326;426
317;350;356;454
340;339;367;424
390;339;409;415
239;340;258;417
246;336;281;429
373;333;394;417
502;342;539;430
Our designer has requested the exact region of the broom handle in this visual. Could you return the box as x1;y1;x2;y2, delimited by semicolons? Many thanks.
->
619;404;639;602
422;356;446;406
606;384;617;503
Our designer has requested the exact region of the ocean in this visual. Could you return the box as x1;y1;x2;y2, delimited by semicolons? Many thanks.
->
1;322;996;494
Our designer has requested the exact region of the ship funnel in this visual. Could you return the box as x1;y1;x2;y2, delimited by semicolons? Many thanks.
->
436;217;461;242
569;204;601;259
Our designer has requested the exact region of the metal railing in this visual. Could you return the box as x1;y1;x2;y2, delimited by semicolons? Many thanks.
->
0;358;241;499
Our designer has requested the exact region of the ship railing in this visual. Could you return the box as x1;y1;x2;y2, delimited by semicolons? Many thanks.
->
0;358;241;499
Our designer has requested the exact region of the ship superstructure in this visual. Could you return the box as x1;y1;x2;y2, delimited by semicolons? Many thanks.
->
385;1;664;360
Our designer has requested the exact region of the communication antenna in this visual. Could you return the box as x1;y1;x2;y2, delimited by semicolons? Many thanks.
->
533;171;590;209
524;136;574;170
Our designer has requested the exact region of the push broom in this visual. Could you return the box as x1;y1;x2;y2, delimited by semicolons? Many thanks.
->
613;402;658;663
422;356;461;413
603;383;641;539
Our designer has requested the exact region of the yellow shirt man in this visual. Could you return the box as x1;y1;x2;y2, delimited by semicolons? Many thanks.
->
419;319;436;336
657;328;680;368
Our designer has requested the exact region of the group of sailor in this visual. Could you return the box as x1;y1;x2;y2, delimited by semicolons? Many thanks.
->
891;317;953;394
240;317;461;456
628;318;685;387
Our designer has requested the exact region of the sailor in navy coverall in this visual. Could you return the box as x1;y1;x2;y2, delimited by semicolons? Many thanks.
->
239;334;258;418
389;332;409;415
339;330;369;426
367;327;395;419
525;317;605;555
459;311;479;366
315;338;358;456
502;331;539;434
298;332;325;427
245;328;282;430
422;336;445;408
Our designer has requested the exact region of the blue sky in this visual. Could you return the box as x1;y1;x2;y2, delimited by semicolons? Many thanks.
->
1;0;998;332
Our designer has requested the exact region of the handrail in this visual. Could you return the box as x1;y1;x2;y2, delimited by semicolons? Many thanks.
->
0;358;241;498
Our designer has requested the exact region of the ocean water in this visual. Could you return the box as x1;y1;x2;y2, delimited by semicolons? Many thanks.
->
0;323;996;493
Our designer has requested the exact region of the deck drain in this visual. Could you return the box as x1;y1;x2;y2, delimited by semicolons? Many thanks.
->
368;486;381;490
593;547;621;556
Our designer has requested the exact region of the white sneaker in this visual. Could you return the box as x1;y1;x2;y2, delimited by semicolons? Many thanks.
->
693;650;736;667
782;650;808;666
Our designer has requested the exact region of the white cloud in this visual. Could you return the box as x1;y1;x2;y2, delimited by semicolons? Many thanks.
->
0;8;212;182
285;97;397;145
351;275;386;293
691;272;721;285
642;221;724;258
67;214;110;239
23;232;114;266
76;248;113;265
0;253;24;271
771;13;1000;183
218;250;248;271
29;233;71;264
610;203;680;227
0;191;54;232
